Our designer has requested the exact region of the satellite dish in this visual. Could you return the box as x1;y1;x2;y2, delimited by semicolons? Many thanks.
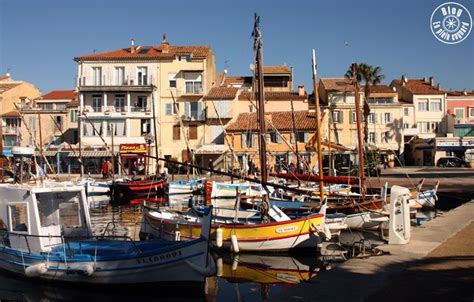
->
224;69;228;74
249;64;255;71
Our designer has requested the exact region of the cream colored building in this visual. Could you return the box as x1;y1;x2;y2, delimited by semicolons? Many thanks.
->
319;78;404;158
74;37;216;174
0;74;40;156
391;76;446;165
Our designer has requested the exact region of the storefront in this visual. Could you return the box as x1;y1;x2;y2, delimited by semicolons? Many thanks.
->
119;144;148;176
435;137;474;163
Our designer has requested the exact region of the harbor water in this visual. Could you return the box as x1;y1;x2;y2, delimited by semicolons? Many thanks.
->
0;193;440;302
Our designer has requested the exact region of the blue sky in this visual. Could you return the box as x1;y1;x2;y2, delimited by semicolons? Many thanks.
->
1;0;473;94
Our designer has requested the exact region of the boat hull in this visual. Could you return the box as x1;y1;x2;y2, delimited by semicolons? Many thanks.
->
142;210;325;252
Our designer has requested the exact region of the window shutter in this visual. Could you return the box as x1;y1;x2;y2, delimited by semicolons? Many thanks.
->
242;132;247;148
266;133;271;143
290;132;295;144
277;133;283;143
185;102;190;118
304;132;309;142
197;102;203;120
339;112;343;123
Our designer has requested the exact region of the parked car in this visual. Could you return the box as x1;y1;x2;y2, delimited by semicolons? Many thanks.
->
436;156;467;167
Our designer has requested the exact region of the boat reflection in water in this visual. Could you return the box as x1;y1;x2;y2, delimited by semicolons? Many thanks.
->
0;271;207;302
211;244;348;301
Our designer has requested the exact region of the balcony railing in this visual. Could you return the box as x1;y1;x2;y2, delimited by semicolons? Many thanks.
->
130;106;151;113
182;111;205;122
2;126;20;135
79;75;154;87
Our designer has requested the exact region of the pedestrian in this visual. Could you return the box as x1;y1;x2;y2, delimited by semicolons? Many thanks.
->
101;160;108;179
107;160;113;177
131;160;138;176
208;159;214;176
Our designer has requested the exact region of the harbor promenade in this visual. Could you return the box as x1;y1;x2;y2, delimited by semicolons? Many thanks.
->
273;200;474;302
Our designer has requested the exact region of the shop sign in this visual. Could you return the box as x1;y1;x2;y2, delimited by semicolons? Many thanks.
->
436;139;474;147
119;144;148;154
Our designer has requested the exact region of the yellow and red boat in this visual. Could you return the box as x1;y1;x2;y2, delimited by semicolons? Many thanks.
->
141;206;325;252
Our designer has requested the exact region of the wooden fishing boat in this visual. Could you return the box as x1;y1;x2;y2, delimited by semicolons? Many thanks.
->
141;205;325;252
169;178;204;195
0;181;214;285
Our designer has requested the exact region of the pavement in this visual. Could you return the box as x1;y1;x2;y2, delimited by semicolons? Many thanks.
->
273;200;474;302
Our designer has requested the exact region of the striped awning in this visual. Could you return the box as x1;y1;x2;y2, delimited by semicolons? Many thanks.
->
68;150;112;158
35;150;58;157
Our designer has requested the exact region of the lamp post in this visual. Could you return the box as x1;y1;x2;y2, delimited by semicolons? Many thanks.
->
144;133;154;175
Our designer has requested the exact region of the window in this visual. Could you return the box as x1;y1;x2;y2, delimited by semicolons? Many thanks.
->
403;123;410;129
267;132;282;143
296;132;309;143
454;108;465;123
469;107;474;117
92;67;102;85
177;55;191;62
350;111;357;123
115;67;125;85
55;116;63;131
417;121;438;133
9;203;29;232
115;95;125;112
39;103;54;110
332;111;343;123
189;125;198;140
404;107;409;116
381;131;390;143
141;119;151;135
56;104;67;111
184;73;203;94
430;100;442;112
368;113;376;124
173;125;180;140
169;73;177;88
132;96;148;112
29;116;36;131
184;102;203;120
384;113;393;123
418;99;428;111
4;136;20;147
137;67;148;85
241;132;254;148
107;120;126;137
92;95;102;112
165;103;179;116
367;97;393;104
368;132;376;143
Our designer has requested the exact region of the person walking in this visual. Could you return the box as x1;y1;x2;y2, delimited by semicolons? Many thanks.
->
101;160;108;179
107;160;113;177
208;159;214;176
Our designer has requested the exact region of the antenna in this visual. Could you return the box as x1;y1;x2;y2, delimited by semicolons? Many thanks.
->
224;60;229;74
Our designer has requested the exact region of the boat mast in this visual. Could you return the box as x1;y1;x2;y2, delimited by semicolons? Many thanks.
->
253;14;268;184
351;63;366;197
290;99;300;185
151;89;159;175
311;49;325;202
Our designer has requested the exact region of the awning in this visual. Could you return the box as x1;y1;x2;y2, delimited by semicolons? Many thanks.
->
68;150;112;158
195;144;230;155
35;150;58;157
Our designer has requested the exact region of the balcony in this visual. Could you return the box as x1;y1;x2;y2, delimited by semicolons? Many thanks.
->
403;127;419;136
130;106;151;113
182;111;205;122
78;76;154;92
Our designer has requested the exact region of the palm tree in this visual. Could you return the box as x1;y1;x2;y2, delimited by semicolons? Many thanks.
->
344;63;385;145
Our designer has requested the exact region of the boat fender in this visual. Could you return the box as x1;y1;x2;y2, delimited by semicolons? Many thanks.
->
81;264;95;276
231;235;239;253
175;230;181;241
216;258;223;277
25;263;48;278
323;224;332;241
216;228;223;248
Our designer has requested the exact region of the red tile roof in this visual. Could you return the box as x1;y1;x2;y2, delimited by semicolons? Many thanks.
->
205;87;239;100
1;110;20;117
392;79;443;94
0;75;11;81
262;65;291;74
0;83;21;93
226;111;315;132
446;90;474;97
223;76;252;86
74;45;212;61
67;100;80;107
41;90;77;100
368;85;396;94
238;91;306;101
320;78;354;92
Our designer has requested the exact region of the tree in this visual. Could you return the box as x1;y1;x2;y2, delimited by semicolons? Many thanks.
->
345;63;385;145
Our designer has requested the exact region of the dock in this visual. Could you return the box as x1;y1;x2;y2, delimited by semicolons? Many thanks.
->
273;200;474;302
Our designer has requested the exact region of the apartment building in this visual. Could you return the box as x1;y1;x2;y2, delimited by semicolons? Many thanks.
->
0;74;40;156
74;36;216;174
391;76;446;165
318;78;403;158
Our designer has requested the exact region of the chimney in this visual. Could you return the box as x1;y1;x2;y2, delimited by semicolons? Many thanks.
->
463;89;468;96
161;33;169;54
298;84;305;96
130;38;136;53
423;77;427;83
429;76;435;86
437;83;440;90
401;75;408;83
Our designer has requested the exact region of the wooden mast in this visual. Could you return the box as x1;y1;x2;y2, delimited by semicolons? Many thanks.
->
351;63;366;197
253;14;268;184
151;89;159;175
311;49;325;202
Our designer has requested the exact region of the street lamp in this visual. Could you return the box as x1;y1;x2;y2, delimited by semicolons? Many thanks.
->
144;133;154;175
